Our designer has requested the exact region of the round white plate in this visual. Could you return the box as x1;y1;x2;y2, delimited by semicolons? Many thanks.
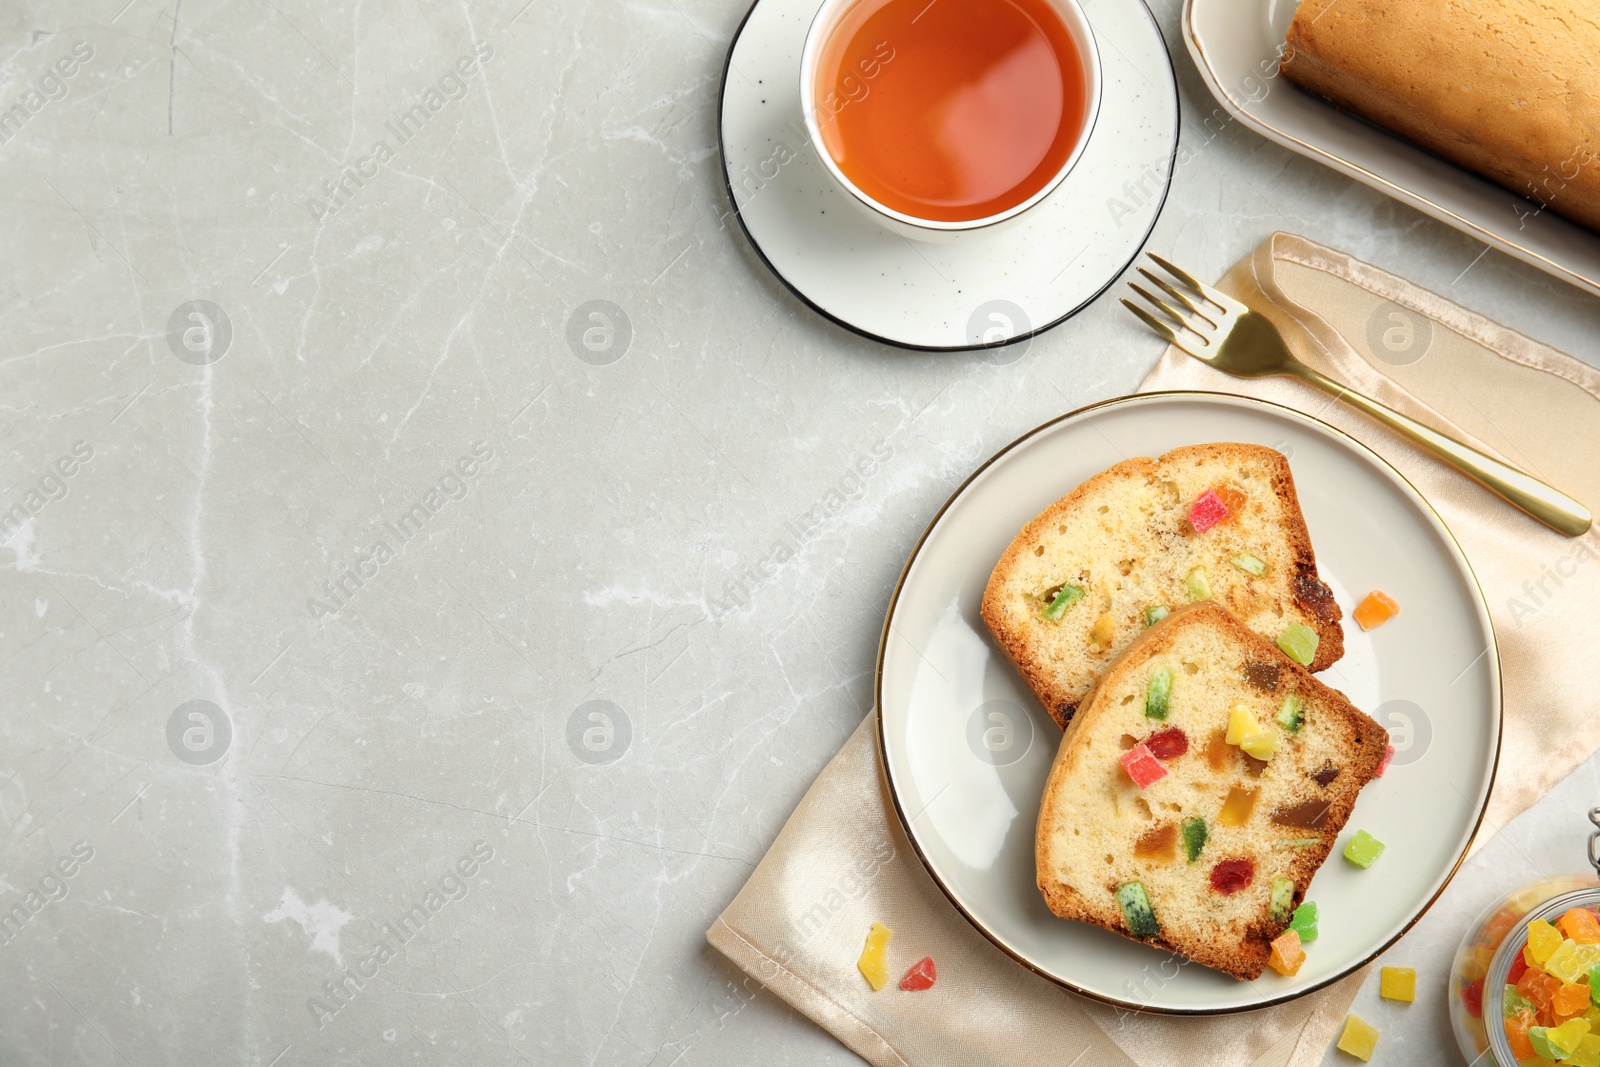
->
718;0;1179;350
875;392;1501;1013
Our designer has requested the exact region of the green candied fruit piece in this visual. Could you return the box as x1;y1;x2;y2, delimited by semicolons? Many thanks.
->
1343;829;1385;869
1276;694;1304;733
1503;985;1534;1018
1290;901;1319;943
1269;877;1295;924
1277;623;1319;666
1145;666;1173;721
1116;881;1160;939
1590;963;1600;1006
1231;551;1267;577
1144;605;1170;628
1181;817;1208;863
1186;566;1212;602
1041;583;1084;621
1529;1026;1560;1061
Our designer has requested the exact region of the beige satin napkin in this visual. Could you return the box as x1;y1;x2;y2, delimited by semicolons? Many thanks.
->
707;232;1600;1066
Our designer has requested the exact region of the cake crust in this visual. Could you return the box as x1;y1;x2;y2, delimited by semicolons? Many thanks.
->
981;443;1343;731
1035;603;1387;980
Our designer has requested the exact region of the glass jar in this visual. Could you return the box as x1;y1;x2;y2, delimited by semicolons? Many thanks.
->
1450;810;1600;1065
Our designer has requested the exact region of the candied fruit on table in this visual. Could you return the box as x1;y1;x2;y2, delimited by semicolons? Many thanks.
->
1119;744;1168;790
1188;489;1229;532
1268;929;1304;976
899;957;936;991
1353;590;1400;630
1343;830;1385;869
857;922;892;990
1336;1014;1380;1061
1379;967;1416;1002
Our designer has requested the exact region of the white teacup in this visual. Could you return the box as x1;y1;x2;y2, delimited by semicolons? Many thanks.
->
799;0;1102;242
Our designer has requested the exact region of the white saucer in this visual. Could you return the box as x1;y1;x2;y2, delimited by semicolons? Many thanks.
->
875;393;1500;1012
718;0;1180;350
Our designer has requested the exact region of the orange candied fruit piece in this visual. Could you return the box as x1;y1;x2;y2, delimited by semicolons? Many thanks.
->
1353;591;1400;631
1507;1008;1537;1060
1215;483;1248;522
1555;980;1592;1017
1560;907;1600;945
1518;967;1563;1013
1268;929;1305;976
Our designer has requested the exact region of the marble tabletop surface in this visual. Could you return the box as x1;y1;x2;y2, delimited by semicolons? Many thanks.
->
5;0;1600;1064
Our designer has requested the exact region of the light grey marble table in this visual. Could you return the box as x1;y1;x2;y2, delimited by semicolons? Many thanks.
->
3;0;1599;1064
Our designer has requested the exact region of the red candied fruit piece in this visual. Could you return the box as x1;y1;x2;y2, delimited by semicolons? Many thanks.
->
1144;727;1189;760
1209;858;1254;895
1188;489;1229;533
1507;953;1530;986
900;956;937;991
1461;977;1484;1019
1373;744;1395;777
1120;744;1169;789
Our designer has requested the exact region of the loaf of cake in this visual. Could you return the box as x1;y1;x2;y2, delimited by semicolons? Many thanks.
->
1035;602;1388;980
1279;0;1600;232
981;443;1342;731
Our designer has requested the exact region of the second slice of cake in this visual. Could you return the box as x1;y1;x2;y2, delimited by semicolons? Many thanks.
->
1035;602;1387;980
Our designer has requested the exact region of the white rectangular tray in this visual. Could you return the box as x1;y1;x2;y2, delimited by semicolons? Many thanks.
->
1183;0;1600;298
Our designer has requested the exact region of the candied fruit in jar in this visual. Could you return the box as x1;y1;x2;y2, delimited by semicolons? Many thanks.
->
1268;929;1304;976
1567;1033;1600;1067
1353;590;1400;631
1461;976;1484;1019
1210;858;1254;895
857;922;892;990
1530;920;1566;965
1561;908;1600;945
1555;981;1592;1018
1508;1008;1538;1059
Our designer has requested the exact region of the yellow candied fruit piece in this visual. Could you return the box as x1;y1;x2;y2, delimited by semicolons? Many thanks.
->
1218;786;1259;827
1379;967;1416;1003
1240;728;1280;761
1336;1014;1380;1061
1555;942;1600;984
1226;705;1257;745
1550;1018;1592;1056
856;922;892;990
1090;612;1116;647
1530;919;1566;965
1565;1033;1600;1067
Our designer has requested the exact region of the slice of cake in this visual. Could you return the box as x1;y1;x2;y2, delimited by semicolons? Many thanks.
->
1035;602;1386;980
982;443;1342;730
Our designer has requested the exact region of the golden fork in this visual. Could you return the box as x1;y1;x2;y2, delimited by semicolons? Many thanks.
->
1120;254;1592;537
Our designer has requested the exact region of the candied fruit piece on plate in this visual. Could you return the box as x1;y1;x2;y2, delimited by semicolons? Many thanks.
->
1353;590;1400;630
1343;830;1385;868
1268;929;1304;976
